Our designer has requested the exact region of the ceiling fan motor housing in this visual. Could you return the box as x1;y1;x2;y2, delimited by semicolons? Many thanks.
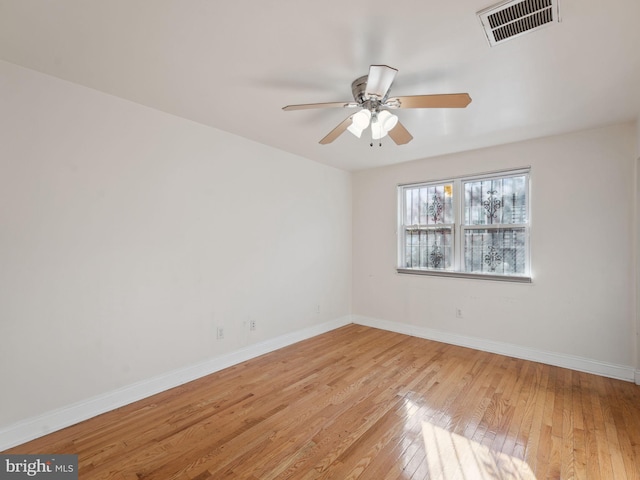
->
351;75;369;103
351;75;386;116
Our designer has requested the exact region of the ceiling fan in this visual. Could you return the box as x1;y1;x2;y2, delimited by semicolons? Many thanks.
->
282;65;472;146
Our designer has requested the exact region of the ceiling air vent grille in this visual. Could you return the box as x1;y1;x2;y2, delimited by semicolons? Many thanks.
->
478;0;560;46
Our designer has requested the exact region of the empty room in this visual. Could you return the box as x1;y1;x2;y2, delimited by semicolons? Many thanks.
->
1;0;639;478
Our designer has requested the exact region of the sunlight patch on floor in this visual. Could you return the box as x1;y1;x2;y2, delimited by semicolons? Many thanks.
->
421;421;536;480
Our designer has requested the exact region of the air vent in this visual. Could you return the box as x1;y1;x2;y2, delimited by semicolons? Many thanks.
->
477;0;560;46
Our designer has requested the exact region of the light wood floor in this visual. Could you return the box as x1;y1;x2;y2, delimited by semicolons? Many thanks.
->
5;325;640;479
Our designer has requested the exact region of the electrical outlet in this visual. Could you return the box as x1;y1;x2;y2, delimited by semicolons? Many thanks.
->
249;319;256;331
217;327;224;340
456;308;463;319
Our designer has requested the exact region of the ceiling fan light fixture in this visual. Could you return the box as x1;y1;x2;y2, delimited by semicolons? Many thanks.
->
378;110;398;132
371;118;387;140
347;109;371;138
347;123;364;138
353;109;371;128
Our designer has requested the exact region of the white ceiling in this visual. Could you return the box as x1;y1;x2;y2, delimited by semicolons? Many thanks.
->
1;0;638;171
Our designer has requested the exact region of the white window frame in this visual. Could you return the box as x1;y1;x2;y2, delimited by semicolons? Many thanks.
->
397;167;532;283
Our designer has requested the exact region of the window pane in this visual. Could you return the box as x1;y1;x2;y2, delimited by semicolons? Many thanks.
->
404;227;452;270
463;228;526;275
464;175;527;225
404;183;453;226
419;187;428;225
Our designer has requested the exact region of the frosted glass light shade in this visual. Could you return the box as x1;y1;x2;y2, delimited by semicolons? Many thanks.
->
352;109;371;128
347;123;364;138
347;109;371;138
378;110;398;132
371;118;386;140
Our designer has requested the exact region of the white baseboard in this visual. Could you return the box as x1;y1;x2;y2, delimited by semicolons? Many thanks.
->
2;314;634;451
0;315;352;451
352;315;637;383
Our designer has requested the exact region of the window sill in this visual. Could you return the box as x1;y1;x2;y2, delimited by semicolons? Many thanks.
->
396;268;532;283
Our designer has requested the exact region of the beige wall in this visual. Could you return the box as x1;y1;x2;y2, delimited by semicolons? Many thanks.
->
0;60;352;428
353;123;637;368
637;120;640;377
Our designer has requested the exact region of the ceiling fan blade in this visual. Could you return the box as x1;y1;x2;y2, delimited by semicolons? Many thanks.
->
387;121;413;145
387;93;472;109
282;101;357;111
365;65;398;100
319;115;353;144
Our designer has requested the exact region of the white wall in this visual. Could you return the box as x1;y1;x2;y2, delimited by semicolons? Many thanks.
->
353;123;637;371
0;60;352;429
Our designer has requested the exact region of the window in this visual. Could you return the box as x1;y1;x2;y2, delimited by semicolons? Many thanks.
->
398;168;530;282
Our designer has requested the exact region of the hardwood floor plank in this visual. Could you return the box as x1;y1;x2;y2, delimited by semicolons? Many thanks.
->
499;360;537;460
608;379;640;480
580;373;603;479
591;375;616;479
4;325;640;479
